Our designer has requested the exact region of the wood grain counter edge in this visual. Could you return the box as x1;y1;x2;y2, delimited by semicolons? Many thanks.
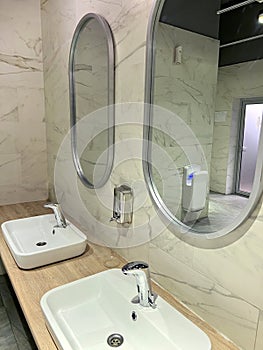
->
0;201;240;350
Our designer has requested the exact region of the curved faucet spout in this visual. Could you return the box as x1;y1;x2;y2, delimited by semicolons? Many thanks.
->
122;261;157;308
44;203;67;228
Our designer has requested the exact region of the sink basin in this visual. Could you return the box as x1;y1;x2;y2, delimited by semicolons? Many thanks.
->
41;269;211;350
1;214;87;269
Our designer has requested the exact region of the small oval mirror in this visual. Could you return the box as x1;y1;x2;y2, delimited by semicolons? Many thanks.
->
69;13;115;189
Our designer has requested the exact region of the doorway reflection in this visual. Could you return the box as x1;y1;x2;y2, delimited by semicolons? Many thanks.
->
236;102;263;195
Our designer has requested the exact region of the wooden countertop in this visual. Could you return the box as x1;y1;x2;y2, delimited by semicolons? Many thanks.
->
0;201;240;350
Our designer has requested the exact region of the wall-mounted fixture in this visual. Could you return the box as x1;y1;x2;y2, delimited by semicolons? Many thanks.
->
182;165;208;213
174;45;182;64
110;185;133;225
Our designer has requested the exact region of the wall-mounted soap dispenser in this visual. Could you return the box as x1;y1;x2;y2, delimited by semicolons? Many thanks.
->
110;185;133;224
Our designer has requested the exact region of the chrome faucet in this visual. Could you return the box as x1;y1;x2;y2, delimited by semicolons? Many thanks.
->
44;203;67;228
122;261;157;308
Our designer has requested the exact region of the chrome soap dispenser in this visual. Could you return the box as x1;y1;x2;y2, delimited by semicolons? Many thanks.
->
110;185;133;225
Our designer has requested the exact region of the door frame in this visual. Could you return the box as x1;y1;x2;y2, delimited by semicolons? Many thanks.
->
235;97;263;196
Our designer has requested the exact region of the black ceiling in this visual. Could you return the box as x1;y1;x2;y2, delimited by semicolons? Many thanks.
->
220;0;253;8
221;0;243;7
160;0;221;39
159;0;263;66
219;0;263;65
219;2;263;44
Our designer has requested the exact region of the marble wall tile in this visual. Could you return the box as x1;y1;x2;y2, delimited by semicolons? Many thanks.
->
0;88;18;123
152;23;219;219
225;100;240;194
0;185;47;206
0;154;21;186
154;24;219;132
116;48;146;103
17;88;45;124
151;230;196;268
0;0;42;57
148;245;259;350
117;242;150;265
41;0;75;200
40;0;76;67
0;0;48;205
77;0;150;69
211;59;263;193
77;0;150;107
0;54;42;75
192;220;263;311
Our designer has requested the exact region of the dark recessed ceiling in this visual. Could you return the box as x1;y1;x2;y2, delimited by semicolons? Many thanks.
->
159;0;263;66
219;1;263;65
220;0;251;9
219;1;263;44
160;0;221;39
221;0;242;7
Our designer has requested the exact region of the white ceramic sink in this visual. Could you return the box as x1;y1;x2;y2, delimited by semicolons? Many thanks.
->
1;214;87;269
41;269;211;350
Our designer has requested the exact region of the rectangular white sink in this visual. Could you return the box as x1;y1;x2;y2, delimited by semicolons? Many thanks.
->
41;269;211;350
1;214;87;269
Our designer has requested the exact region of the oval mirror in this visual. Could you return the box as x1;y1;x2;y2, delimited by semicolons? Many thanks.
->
143;0;263;247
69;13;115;189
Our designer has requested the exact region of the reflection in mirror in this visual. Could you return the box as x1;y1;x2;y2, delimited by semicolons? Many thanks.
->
69;13;115;189
144;0;263;240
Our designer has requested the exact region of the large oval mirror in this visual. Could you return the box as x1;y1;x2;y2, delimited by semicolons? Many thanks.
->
69;13;115;189
143;0;263;246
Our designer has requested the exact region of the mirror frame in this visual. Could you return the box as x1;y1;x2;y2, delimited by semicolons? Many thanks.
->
143;0;263;248
69;13;115;189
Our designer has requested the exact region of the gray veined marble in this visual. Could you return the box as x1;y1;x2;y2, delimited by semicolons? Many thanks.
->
0;53;42;73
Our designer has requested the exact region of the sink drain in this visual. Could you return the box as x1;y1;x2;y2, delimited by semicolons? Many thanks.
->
107;333;124;347
36;241;47;247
